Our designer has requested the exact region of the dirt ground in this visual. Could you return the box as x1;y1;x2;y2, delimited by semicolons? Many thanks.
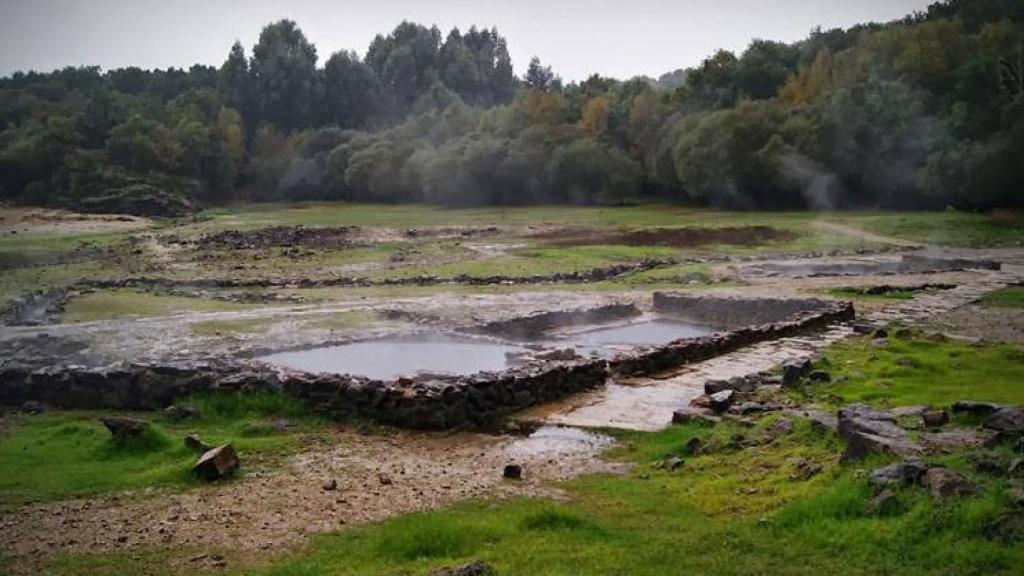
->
537;225;795;247
0;206;153;236
0;424;622;572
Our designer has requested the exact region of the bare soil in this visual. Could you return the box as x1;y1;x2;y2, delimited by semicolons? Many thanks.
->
0;206;153;236
537;225;795;247
0;425;623;568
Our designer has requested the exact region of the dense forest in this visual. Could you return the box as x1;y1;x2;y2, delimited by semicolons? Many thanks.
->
1;0;1022;215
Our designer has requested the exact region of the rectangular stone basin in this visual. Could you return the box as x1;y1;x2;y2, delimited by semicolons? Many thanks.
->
560;319;716;357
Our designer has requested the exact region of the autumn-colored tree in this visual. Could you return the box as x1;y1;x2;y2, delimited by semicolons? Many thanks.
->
580;96;609;136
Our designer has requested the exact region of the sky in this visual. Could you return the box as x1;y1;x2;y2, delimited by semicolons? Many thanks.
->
0;0;934;82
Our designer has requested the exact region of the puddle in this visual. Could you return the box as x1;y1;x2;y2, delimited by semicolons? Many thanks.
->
560;319;715;357
258;334;526;379
505;425;614;457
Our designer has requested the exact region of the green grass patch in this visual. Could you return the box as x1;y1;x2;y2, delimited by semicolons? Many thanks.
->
844;211;1024;247
826;286;922;300
977;286;1024;309
0;392;323;506
792;334;1024;409
189;317;275;336
63;289;253;322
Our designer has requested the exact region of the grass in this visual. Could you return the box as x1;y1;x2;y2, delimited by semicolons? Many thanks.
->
189;316;276;336
977;286;1024;309
63;289;253;322
843;211;1024;247
22;336;1024;575
209;417;1019;576
0;392;323;506
790;333;1024;409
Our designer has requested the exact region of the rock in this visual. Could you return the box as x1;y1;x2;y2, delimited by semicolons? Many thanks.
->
100;417;148;440
1016;437;1024;453
322;479;337;491
20;400;46;414
184;433;210;453
682;437;702;455
429;560;496;576
838;404;921;462
378;473;393;486
984;407;1024;434
503;464;522;480
708;390;735;414
1005;485;1024;508
733;402;782;415
671;409;717;426
164;404;199;420
952;401;1004;416
804;410;838;432
868;459;931;487
782;358;811;386
921;467;973;500
872;328;888;339
1010;458;1024;477
808;370;831;383
770;418;794;435
661;456;685;471
971;454;1007;476
790;459;823;481
982;511;1024;543
193;444;239;481
866;489;898;514
921;410;949;428
920;429;992;453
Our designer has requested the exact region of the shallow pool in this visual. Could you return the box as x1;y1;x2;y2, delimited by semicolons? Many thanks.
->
258;334;526;379
564;319;714;355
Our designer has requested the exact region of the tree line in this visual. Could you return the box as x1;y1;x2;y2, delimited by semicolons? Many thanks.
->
1;0;1022;214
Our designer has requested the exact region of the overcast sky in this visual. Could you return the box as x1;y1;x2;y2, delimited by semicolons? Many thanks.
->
0;0;933;81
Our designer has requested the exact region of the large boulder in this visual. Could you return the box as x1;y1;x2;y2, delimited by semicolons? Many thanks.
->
922;467;974;500
984;407;1024;435
100;416;148;441
193;444;239;481
838;404;921;462
708;390;735;414
868;459;931;487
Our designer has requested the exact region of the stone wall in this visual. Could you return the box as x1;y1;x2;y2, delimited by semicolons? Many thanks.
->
469;303;641;340
653;292;833;328
0;296;855;430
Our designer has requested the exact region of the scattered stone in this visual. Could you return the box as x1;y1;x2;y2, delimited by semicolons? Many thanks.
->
733;402;783;415
503;464;522;480
781;358;811;387
708;390;735;414
193;444;239;481
671;409;718;426
838;404;921;462
921;410;949;428
682;437;702;455
808;370;831;383
164;404;199;420
921;467;973;500
99;417;148;440
322;479;337;491
921;429;991;453
790;459;823;481
184;433;210;453
984;407;1024;434
770;418;795;435
661;456;685;471
872;328;888;339
868;459;931;487
804;410;838;432
971;454;1007;476
378;473;393;486
866;489;898;514
1010;458;1024;477
1016;437;1024;453
1005;485;1024;508
983;511;1024;543
429;560;496;576
20;400;46;414
951;401;1004;416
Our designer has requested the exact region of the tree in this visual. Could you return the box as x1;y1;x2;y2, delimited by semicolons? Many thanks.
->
524;57;562;91
249;20;318;131
735;40;800;100
106;114;180;172
580;96;610;137
320;51;380;129
218;41;252;124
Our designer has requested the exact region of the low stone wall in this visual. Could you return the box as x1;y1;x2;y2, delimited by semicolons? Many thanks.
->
612;298;854;376
0;295;855;430
469;303;641;340
653;292;833;328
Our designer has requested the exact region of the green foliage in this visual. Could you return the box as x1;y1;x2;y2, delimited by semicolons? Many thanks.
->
978;286;1024;308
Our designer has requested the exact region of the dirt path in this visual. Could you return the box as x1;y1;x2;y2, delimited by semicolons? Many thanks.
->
0;426;622;570
812;220;924;248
